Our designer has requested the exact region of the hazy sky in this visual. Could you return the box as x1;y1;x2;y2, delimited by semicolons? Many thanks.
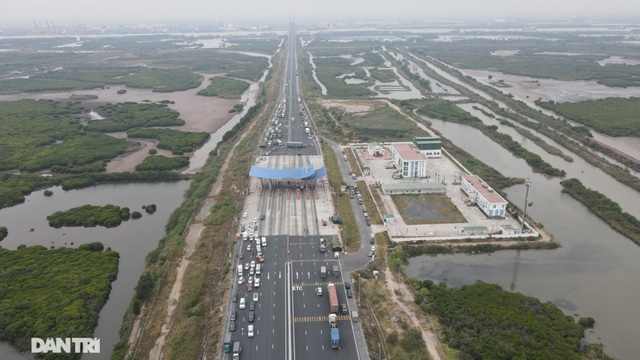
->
4;0;640;25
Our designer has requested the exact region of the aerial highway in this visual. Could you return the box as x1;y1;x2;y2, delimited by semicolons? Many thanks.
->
221;22;362;360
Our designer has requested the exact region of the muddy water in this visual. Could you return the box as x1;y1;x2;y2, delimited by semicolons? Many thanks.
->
0;76;237;134
185;51;272;173
307;52;328;96
408;115;640;359
459;68;640;161
0;181;191;360
457;102;640;195
409;52;640;163
0;52;272;359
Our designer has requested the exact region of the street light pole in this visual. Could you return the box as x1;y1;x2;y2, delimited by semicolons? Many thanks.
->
521;178;531;233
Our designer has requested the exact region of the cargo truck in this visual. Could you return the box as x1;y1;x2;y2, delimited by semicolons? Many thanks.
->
320;266;327;279
333;265;339;278
232;342;241;360
327;283;339;313
328;314;340;349
331;328;340;349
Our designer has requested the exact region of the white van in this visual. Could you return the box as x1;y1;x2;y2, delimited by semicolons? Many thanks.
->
237;264;243;273
255;277;261;288
261;237;267;247
256;264;261;275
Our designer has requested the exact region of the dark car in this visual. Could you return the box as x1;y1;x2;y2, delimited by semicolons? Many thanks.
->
341;304;348;314
230;311;237;321
229;320;236;332
346;289;353;298
365;218;371;226
249;301;256;311
322;219;327;226
248;311;255;323
344;281;351;289
232;293;237;302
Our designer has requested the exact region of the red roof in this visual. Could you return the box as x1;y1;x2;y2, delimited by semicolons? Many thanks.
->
392;143;426;161
463;175;507;204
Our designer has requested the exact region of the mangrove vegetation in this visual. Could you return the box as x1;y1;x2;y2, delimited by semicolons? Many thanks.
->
0;245;119;357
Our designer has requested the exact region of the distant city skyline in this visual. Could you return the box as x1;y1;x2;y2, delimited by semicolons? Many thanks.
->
2;0;640;26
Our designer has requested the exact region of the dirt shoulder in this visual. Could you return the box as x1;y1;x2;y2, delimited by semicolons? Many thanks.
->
384;267;444;360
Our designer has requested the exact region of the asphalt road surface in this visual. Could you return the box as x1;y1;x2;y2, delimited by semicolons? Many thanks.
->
222;23;362;360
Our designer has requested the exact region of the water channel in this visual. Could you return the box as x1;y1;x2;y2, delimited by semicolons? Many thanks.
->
0;181;190;360
0;48;272;359
407;116;640;359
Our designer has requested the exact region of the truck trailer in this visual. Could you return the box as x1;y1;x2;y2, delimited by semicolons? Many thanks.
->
328;313;340;349
331;328;340;349
232;342;241;360
327;283;339;313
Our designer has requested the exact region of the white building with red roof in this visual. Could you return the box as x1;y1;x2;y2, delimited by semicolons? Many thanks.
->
461;174;508;218
391;143;427;178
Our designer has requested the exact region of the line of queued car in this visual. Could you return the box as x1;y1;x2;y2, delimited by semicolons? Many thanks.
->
230;218;266;339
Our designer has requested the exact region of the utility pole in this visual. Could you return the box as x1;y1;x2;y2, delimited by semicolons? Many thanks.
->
521;178;531;233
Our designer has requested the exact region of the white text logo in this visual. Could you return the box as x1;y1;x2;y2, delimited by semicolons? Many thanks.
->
31;338;100;354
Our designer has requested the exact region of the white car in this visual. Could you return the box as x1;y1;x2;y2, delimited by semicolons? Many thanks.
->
249;268;255;275
250;261;256;269
244;262;250;271
254;278;261;288
238;276;244;285
371;246;376;252
248;276;254;284
253;293;259;302
243;212;247;218
247;244;252;251
247;324;254;338
239;297;246;309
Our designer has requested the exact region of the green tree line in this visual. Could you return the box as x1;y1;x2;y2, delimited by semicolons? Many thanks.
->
538;97;640;137
561;178;640;245
197;76;250;98
127;128;209;155
135;155;189;171
47;204;136;228
87;102;184;133
0;245;119;358
411;280;597;360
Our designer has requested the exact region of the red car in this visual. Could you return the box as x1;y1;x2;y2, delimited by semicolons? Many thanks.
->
247;283;253;292
239;253;244;259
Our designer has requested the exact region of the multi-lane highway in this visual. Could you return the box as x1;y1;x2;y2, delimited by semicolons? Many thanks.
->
222;22;362;360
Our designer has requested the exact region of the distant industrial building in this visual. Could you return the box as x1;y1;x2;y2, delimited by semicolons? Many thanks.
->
413;137;442;158
461;175;507;217
391;143;427;178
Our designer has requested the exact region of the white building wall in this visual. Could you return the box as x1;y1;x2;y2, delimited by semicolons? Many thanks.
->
460;176;506;217
420;149;442;158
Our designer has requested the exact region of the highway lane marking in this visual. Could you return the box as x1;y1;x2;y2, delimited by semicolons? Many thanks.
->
290;259;338;263
293;315;351;323
291;281;344;287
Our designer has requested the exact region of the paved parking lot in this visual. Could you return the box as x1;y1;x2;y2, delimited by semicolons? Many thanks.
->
352;144;525;240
